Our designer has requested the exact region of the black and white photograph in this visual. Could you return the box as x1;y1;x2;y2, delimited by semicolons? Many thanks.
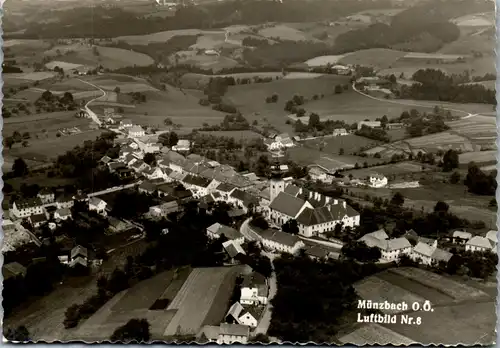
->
1;0;498;344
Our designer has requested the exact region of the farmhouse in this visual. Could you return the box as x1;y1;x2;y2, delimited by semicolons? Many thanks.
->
138;180;157;195
70;245;88;268
119;119;133;129
54;208;72;221
217;323;250;344
411;241;453;265
215;183;237;199
148;200;180;218
240;272;268;306
333;128;348;136
369;173;388;188
143;167;170;181
308;165;333;184
229;189;260;213
466;232;497;253
259;229;305;254
268;179;360;238
11;198;44;219
182;174;211;197
88;197;107;216
172;139;191;152
56;194;74;209
128;125;146;138
357;121;382;130
222;240;246;263
37;188;55;204
130;160;149;173
206;223;244;244
359;230;412;262
453;230;472;244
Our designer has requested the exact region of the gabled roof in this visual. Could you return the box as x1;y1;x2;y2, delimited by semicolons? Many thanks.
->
386;237;411;251
3;262;27;280
486;230;497;244
269;192;306;218
453;231;472;239
431;248;453;263
139;180;157;192
186;153;205;162
30;213;47;223
296;202;359;226
226;302;244;320
222;240;246;258
260;229;302;247
230;189;260;208
242;272;267;288
413;241;435;258
183;174;210;188
100;155;112;164
365;229;389;240
240;307;260;320
304;245;330;259
89;197;106;207
284;184;301;196
15;197;43;210
71;245;88;259
207;223;242;240
169;171;187;182
219;323;250;337
217;182;236;193
467;236;494;249
56;208;71;217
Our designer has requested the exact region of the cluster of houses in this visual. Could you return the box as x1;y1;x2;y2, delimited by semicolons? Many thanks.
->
198;272;269;344
264;133;296;153
357;228;498;266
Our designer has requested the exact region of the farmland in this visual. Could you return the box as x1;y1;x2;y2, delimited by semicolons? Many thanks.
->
163;266;243;337
115;29;226;45
303;135;382;155
258;24;318;41
198;130;263;140
288;145;379;169
338;324;415;346
458;150;496;165
343;162;426;178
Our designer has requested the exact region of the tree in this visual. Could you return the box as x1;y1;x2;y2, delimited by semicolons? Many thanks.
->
489;198;497;208
12;158;28;177
338;148;344;155
64;304;82;329
390;192;405;207
442;149;459;172
250;216;269;230
282;219;299;234
110;319;151;343
450;171;461;184
5;136;15;149
114;86;121;94
160;132;179;147
5;326;30;342
143;153;156;166
434;201;449;213
308;113;320;129
342;241;381;263
164;118;173;126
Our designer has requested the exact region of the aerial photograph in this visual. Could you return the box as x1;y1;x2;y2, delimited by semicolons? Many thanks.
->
1;0;497;344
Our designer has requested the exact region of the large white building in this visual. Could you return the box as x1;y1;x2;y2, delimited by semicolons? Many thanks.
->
359;230;412;262
267;178;360;238
369;173;388;188
11;198;45;219
240;272;268;306
466;231;497;254
259;229;305;254
411;241;453;265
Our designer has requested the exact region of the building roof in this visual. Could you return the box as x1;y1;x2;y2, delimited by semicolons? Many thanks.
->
219;323;250;337
431;248;453;263
109;162;127;171
207;223;242;240
240;307;260;320
453;231;472;240
304;245;330;259
198;325;220;342
365;229;389;240
56;208;71;217
242;272;267;288
269;192;306;218
260;229;302;247
226;302;244;319
222;240;246;258
186;153;205;163
467;236;494;249
183;174;211;188
100;155;112;164
284;184;301;196
216;182;236;193
38;187;54;196
169;171;187;182
386;237;412;251
139;180;157;192
30;213;47;224
486;230;497;244
413;242;434;258
230;189;260;208
418;237;436;246
71;245;88;259
3;262;27;280
56;194;73;203
89;197;106;207
296;202;359;227
15;197;43;210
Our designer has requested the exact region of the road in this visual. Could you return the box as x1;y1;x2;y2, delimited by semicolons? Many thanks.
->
351;83;479;118
240;218;262;242
254;251;278;340
77;78;106;126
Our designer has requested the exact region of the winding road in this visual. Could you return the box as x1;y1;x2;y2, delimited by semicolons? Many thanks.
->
77;78;106;126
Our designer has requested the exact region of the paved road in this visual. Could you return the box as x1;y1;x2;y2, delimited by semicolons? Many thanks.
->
77;78;106;126
240;218;262;242
254;251;278;338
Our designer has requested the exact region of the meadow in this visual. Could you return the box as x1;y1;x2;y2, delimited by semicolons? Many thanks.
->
303;135;382;155
338;324;415;346
458;150;496;165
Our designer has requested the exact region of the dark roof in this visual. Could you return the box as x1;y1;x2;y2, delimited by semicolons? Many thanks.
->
230;189;260;208
108;162;126;170
296;202;359;227
260;229;302;247
56;194;73;203
217;182;236;193
38;187;53;196
284;184;300;196
139;180;157;192
219;323;249;337
269;192;305;217
3;262;27;280
15;197;43;210
228;208;245;217
304;245;330;259
242;272;267;287
183;174;210;188
30;213;47;223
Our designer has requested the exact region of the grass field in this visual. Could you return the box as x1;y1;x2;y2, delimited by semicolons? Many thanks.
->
288;145;379;168
4;71;56;81
303;135;381;155
458;150;496;165
354;277;426;314
338;49;408;69
338;324;415;345
115;29;225;45
199;130;262;139
163;266;242;336
304;55;346;67
258;24;317;41
344;162;425;178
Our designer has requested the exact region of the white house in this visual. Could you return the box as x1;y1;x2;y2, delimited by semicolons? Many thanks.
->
56;195;75;209
333;128;348;136
119;119;133;129
217;323;249;345
130;160;149;173
357;121;381;130
172;139;191;152
37;188;55;204
225;302;259;328
411;241;453;265
369;173;388;188
88;197;107;216
222;240;246;262
359;230;412;262
128;125;145;138
54;208;72;221
142;167;168;181
182;174;211;198
259;229;305;254
452;230;472;244
240;272;268;306
206;223;245;244
466;234;497;253
11;198;44;219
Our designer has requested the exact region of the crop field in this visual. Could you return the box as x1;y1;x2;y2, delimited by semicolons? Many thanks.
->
451;12;495;27
36;78;96;92
338;324;415;346
304;55;346;67
115;29;225;45
4;71;56;81
288;145;379;169
163;267;241;336
458;150;496;165
388;301;495;345
344;162;425;178
199;130;262;139
448;116;496;142
303;135;381;155
390;268;488;301
354;277;426;314
258;24;317;41
404;132;470;149
338;49;408;69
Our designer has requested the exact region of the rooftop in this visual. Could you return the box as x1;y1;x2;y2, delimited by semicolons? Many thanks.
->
219;323;250;337
260;229;302;247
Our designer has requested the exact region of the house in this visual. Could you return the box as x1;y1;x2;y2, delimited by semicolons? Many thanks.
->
453;231;473;244
206;223;244;244
303;245;333;260
131;160;149;173
172;139;191;152
37;188;55;204
2;219;16;233
332;64;351;75
357;121;381;130
149;200;180;218
88;197;107;216
226;302;245;324
73;192;89;202
56;195;74;209
142;167;168;181
222;240;246;263
11;198;44;219
182;174;211;197
3;262;27;281
215;183;236;200
386;123;404;130
29;213;47;228
225;302;259;328
411;242;453;265
359;230;412;262
368;173;388;188
259;229;305;254
70;245;88;268
466;235;496;253
217;323;250;345
229;189;260;213
128;125;146;138
240;272;268;305
108;217;129;232
119;119;133;129
268;179;360;238
333;128;348;136
138;180;157;195
308;165;333;184
486;230;497;248
108;161;127;173
100;155;112;165
54;208;72;221
116;167;135;180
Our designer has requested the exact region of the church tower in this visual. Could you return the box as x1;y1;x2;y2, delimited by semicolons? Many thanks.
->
270;176;286;202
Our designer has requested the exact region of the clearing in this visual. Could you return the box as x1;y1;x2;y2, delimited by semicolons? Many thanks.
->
304;55;345;67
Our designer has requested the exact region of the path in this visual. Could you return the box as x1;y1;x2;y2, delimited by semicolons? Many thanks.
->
77;78;106;126
239;218;262;242
254;252;278;338
351;83;479;118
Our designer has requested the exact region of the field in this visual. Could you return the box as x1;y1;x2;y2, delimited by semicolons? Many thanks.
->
304;55;345;67
354;277;426;314
288;145;379;169
45;61;84;70
463;80;496;91
303;135;382;155
343;162;425;178
115;29;225;45
458;150;496;165
447;116;496;149
163;266;243;337
341;267;496;345
258;24;317;41
199;130;262;140
338;49;408;69
451;12;495;27
44;46;154;70
4;71;56;81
